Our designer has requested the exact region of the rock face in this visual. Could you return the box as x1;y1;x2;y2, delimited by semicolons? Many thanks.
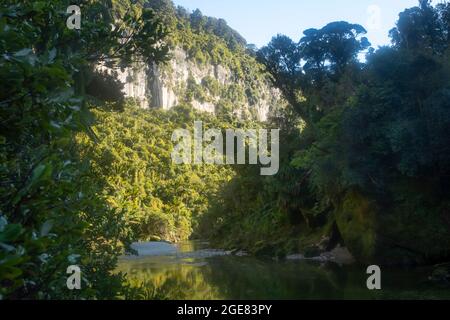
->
104;48;282;121
104;62;150;109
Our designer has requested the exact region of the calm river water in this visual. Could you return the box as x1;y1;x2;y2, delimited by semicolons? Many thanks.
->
117;241;450;300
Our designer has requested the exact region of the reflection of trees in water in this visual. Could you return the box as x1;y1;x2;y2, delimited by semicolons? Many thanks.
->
204;257;350;299
203;258;416;299
117;257;367;299
117;261;224;300
117;256;450;300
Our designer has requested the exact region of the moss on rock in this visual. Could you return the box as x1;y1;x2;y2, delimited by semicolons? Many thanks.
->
335;189;377;263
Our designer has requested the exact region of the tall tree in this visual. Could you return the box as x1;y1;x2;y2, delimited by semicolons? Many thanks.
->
300;21;370;77
258;22;370;124
390;0;445;54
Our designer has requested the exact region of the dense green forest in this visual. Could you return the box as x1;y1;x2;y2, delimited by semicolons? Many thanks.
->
1;0;450;300
78;103;238;243
212;0;450;266
0;0;170;299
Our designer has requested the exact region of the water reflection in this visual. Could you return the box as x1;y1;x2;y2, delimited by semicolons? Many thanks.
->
117;241;450;300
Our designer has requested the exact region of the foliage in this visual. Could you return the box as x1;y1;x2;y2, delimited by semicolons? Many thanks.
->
86;69;126;105
206;0;450;265
4;0;450;302
77;103;236;242
0;0;167;299
258;22;369;124
300;22;370;76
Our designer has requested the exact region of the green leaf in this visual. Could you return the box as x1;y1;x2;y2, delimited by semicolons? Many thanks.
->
30;163;52;186
48;48;57;63
11;163;53;206
0;224;23;243
0;242;15;252
0;266;23;281
40;220;53;237
13;48;32;57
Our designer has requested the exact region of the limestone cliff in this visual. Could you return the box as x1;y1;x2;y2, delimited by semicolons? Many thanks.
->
109;47;283;121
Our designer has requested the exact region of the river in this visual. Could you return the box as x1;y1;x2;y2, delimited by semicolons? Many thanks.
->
117;241;450;300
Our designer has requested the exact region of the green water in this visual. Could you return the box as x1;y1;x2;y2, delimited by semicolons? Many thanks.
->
117;241;450;300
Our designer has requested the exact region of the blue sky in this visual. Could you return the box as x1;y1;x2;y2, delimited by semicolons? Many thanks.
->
172;0;442;48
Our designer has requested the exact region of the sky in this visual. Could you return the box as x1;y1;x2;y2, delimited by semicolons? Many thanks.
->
172;0;444;49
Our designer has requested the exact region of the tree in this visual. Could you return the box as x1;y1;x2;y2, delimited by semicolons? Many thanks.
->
257;35;305;119
390;0;445;54
237;1;450;265
258;22;369;124
191;9;207;31
300;21;370;76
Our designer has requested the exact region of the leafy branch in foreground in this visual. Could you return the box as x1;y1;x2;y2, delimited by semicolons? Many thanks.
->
0;0;168;299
